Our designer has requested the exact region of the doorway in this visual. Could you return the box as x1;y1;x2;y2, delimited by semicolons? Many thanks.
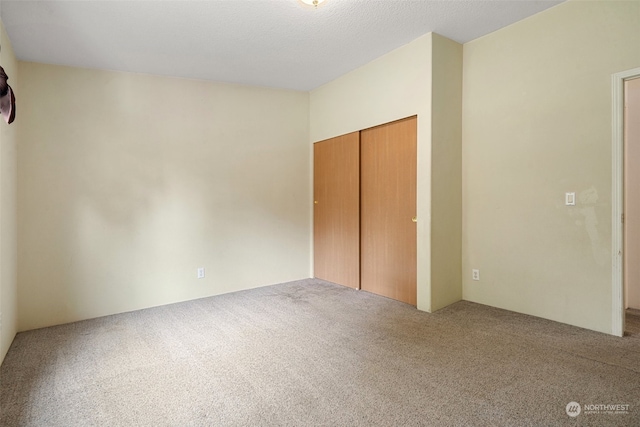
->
613;67;640;337
624;77;640;334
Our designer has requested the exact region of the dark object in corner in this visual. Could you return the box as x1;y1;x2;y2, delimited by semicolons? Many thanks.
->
0;65;16;124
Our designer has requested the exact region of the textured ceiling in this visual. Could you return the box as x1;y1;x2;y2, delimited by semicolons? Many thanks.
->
0;0;563;91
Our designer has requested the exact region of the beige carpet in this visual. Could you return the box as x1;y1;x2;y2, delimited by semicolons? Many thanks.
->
1;279;639;426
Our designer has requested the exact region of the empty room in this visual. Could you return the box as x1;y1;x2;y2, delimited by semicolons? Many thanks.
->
1;0;639;425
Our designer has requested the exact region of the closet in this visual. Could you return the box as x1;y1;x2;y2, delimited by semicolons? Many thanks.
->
313;116;417;305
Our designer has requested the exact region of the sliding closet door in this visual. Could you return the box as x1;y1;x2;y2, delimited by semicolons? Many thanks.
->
360;117;417;305
313;132;360;289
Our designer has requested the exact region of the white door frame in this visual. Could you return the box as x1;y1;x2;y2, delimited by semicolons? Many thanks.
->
612;67;640;337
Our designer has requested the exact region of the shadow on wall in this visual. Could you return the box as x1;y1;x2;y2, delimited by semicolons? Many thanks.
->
576;186;608;267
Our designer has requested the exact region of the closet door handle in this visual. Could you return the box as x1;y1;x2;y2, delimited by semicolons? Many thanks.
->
412;217;417;223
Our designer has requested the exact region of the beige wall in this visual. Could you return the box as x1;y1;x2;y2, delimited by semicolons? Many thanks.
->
430;34;463;311
0;20;18;365
17;63;311;331
462;0;640;334
310;33;463;312
625;77;640;310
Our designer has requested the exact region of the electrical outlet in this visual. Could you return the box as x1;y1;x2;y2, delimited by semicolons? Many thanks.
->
472;269;480;281
197;267;205;279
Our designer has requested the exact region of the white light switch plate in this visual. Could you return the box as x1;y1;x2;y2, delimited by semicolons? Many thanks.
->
565;192;576;206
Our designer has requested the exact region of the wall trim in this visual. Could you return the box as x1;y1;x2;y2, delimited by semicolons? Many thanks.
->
611;67;640;337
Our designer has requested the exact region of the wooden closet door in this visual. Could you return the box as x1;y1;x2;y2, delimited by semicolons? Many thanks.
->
360;117;417;305
313;132;360;289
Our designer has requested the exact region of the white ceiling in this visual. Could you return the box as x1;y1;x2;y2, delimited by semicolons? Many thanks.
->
0;0;563;91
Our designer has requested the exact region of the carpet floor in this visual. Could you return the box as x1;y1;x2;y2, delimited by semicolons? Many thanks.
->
1;279;639;426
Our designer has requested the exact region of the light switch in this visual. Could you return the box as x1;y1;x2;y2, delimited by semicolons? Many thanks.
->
565;192;576;206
